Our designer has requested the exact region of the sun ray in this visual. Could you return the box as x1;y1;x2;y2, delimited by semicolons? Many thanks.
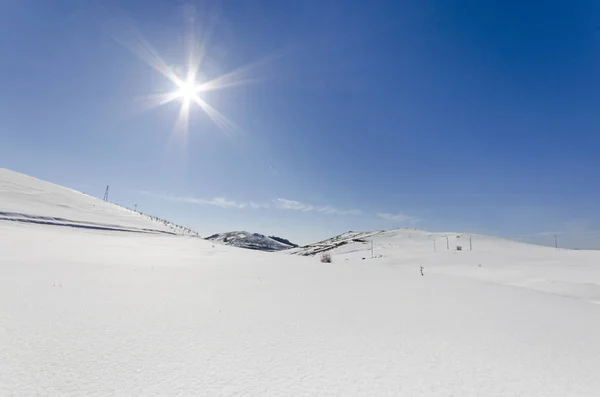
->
185;3;220;84
197;55;275;92
113;4;272;141
112;23;182;87
192;95;240;138
135;91;181;112
173;97;191;141
184;5;198;84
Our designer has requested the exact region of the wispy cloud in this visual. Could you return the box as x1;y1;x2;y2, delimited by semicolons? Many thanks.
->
274;198;363;216
248;202;269;209
139;191;249;209
377;212;419;223
274;198;313;212
207;197;247;209
324;207;363;216
140;191;413;220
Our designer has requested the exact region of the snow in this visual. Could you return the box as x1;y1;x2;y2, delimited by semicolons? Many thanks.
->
0;168;195;235
299;228;600;303
2;170;600;395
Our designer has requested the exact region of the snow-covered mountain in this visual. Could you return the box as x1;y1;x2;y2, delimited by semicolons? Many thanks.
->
3;169;600;395
206;231;297;251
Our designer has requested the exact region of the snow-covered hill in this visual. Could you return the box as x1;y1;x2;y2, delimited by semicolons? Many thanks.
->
206;231;297;251
293;228;600;303
0;168;199;236
291;228;522;256
2;170;600;395
290;229;389;256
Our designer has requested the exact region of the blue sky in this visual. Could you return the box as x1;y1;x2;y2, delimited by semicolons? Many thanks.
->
1;0;599;247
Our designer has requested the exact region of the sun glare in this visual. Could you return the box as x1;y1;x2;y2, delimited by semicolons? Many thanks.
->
113;5;268;140
177;78;198;102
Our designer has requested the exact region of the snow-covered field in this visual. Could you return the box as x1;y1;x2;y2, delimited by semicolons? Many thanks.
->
2;169;600;396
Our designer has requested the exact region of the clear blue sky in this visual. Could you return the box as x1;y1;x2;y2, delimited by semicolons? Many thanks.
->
1;0;599;247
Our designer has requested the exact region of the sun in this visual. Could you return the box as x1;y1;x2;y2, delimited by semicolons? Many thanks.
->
177;78;199;103
113;5;266;140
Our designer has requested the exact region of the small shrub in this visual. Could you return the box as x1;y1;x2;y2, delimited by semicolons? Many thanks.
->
320;252;332;263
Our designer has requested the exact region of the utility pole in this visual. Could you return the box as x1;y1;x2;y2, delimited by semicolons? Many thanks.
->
446;236;449;251
469;236;472;251
433;239;436;252
103;185;109;202
371;240;374;258
554;234;558;250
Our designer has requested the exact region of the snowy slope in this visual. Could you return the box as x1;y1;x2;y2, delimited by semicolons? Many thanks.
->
289;230;387;256
0;168;197;235
294;228;600;303
207;231;297;251
2;172;600;395
291;228;495;256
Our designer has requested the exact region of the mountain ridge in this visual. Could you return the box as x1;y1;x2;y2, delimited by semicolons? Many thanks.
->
206;231;297;252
